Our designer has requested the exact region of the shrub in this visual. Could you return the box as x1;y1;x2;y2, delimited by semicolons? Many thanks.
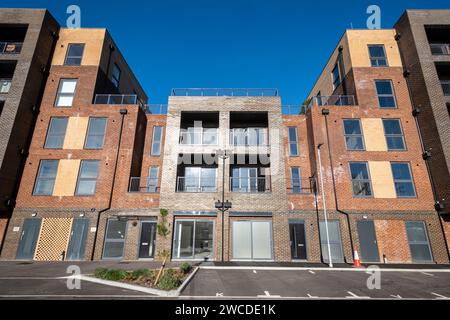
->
100;269;128;281
129;269;152;280
94;267;108;279
179;262;192;274
158;268;181;290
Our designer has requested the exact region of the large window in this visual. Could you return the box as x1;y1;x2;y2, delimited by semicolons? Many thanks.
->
391;162;416;197
112;63;121;88
173;220;214;260
102;220;127;259
332;63;341;89
151;126;163;156
44;117;68;149
84;118;107;149
75;160;100;196
290;167;301;193
368;45;388;67
383;119;405;151
349;162;372;197
405;221;433;262
230;128;267;146
55;79;77;107
288;127;298;156
343;119;364;150
232;220;273;260
64;44;85;66
33;160;59;196
179;167;216;192
147;167;159;193
319;220;344;263
375;80;397;108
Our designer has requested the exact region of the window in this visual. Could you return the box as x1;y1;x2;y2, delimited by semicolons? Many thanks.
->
147;167;159;193
64;44;84;66
0;100;4;116
405;221;433;262
180;167;217;192
332;63;341;89
231;167;263;193
103;220;127;259
349;162;372;197
343;119;364;150
33;160;59;195
375;80;397;108
151;126;163;156
232;220;273;260
112;64;121;88
391;162;416;197
319;220;344;263
0;79;11;93
173;220;214;260
55;79;77;107
383;119;405;150
84;118;107;149
44;117;68;149
447;103;450;118
291;167;301;193
368;45;388;67
75;160;100;196
288;127;298;156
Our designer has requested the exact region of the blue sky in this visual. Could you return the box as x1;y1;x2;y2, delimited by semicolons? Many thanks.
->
3;0;450;104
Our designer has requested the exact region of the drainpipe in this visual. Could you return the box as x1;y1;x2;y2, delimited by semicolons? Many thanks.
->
90;108;127;260
322;109;356;263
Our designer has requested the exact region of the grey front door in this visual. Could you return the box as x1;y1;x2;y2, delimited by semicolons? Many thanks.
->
16;218;41;260
138;222;156;259
357;220;380;262
66;218;89;261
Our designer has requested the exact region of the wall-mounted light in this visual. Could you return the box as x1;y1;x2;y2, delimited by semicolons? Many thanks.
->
363;215;368;220
31;212;37;217
79;213;85;217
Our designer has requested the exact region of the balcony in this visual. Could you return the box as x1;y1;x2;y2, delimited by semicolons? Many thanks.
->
282;105;308;115
230;128;268;146
0;42;22;54
128;177;159;193
442;80;450;96
176;176;217;193
430;44;450;56
145;104;168;115
179;128;218;145
230;176;271;193
0;79;11;93
309;95;356;106
287;177;316;194
171;88;279;97
94;94;138;105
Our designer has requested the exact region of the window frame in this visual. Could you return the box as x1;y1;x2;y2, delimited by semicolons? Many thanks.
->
102;219;127;260
55;78;77;107
288;127;299;156
290;167;302;194
375;80;397;109
147;166;159;193
349;161;373;198
64;43;85;66
343;119;365;151
44;117;68;149
368;44;388;67
151;126;163;156
391;162;416;198
331;63;341;90
405;221;433;262
111;63;121;88
75;160;100;196
382;118;406;151
84;117;107;150
32;160;59;196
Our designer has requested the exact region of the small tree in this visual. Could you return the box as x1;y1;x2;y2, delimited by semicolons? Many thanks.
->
154;208;170;286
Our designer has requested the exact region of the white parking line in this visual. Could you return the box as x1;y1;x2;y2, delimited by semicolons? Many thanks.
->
256;291;281;298
431;292;449;299
422;272;434;276
253;270;257;274
308;270;316;274
390;294;402;299
200;266;450;273
345;291;370;299
307;293;319;298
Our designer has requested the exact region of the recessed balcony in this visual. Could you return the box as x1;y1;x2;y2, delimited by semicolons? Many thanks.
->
0;78;11;93
0;25;27;55
94;94;138;105
128;177;159;193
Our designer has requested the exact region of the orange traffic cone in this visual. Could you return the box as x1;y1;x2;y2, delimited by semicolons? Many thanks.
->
353;249;362;268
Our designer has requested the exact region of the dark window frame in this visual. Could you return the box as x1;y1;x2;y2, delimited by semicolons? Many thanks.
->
382;118;406;151
151;126;163;156
332;63;341;89
64;43;85;66
343;119;365;151
32;160;59;196
349;161;373;198
375;80;397;109
290;167;302;194
288;127;299;156
368;44;388;67
75;160;100;196
55;78;78;107
44;117;69;149
111;63;121;88
391;162;416;198
84;117;107;150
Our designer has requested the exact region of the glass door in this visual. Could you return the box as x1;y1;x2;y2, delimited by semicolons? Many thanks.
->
173;220;214;260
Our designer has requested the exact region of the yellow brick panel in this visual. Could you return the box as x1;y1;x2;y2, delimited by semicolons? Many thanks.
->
361;118;387;151
34;218;73;261
369;161;396;199
53;159;81;197
63;117;89;149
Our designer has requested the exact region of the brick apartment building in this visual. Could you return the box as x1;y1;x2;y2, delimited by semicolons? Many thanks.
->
0;8;449;264
0;9;59;250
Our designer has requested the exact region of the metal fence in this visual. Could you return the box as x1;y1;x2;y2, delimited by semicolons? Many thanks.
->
0;42;22;54
287;177;316;194
94;94;138;105
309;95;356;106
176;177;217;193
171;88;279;97
230;176;271;193
0;79;12;93
145;104;168;114
281;105;309;115
128;177;159;193
430;43;450;55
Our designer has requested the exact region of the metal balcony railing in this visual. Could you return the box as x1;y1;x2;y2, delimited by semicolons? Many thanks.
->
282;105;308;115
176;177;217;193
0;79;12;93
442;80;450;96
230;176;271;193
430;43;450;55
229;128;269;146
128;177;159;193
171;88;279;97
145;104;168;114
179;128;219;145
94;94;138;105
287;177;316;194
309;95;356;106
0;42;22;54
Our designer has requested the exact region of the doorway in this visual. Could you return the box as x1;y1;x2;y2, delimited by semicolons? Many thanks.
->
289;221;307;260
138;221;156;259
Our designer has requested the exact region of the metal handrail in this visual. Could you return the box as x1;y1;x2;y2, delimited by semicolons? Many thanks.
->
94;94;138;104
287;177;316;194
441;80;450;96
230;176;271;193
0;42;23;54
229;128;269;146
0;79;12;93
282;105;308;115
310;95;356;106
171;88;279;97
179;128;219;145
176;176;217;193
129;177;159;193
145;104;168;114
430;43;450;55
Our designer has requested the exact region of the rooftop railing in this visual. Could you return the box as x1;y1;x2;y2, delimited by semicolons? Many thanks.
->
0;79;12;94
430;43;450;55
171;88;279;97
94;94;138;105
309;95;356;107
145;104;168;114
0;42;22;54
441;80;450;96
282;105;309;115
